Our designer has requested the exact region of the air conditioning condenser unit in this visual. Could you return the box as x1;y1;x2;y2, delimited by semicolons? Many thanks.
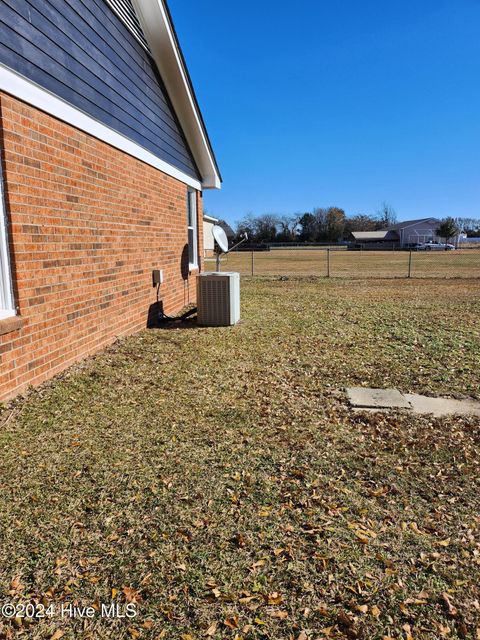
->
196;272;240;327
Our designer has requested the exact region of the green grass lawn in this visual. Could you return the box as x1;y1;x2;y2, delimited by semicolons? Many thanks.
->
0;277;479;640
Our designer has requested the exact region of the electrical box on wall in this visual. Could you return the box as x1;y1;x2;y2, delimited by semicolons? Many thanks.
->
152;269;164;286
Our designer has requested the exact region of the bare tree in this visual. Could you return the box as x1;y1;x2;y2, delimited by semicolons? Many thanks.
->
313;207;346;241
235;213;279;243
255;214;280;242
325;207;346;242
454;217;480;235
313;208;328;240
376;202;397;229
235;213;257;241
344;214;378;233
277;214;299;242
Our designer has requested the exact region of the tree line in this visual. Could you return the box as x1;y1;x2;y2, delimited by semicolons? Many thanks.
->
233;205;480;244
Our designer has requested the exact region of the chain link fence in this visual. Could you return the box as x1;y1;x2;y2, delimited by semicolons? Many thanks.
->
207;248;480;279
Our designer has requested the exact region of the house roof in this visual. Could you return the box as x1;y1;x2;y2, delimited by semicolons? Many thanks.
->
131;0;221;189
388;217;440;231
351;231;398;241
203;214;219;223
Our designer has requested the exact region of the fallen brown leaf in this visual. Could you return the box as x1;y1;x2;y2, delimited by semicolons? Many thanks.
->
268;609;288;619
122;586;142;604
224;615;239;629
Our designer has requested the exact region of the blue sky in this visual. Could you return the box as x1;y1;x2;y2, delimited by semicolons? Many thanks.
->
169;0;480;226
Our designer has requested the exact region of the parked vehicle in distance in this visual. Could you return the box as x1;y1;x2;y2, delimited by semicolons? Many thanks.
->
416;242;456;251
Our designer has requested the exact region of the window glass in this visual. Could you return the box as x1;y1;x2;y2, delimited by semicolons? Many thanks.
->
0;165;14;318
187;190;198;268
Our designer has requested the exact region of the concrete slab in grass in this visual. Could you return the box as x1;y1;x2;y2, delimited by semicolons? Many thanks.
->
346;387;411;409
405;394;480;417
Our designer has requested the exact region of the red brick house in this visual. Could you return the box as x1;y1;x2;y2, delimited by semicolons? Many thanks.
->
0;0;221;400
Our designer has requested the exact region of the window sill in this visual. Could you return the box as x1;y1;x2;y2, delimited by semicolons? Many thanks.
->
0;315;24;337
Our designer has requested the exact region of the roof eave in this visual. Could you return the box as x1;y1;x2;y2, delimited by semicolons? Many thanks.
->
132;0;221;190
389;218;440;231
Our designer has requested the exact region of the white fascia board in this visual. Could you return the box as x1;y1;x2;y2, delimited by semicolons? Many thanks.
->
0;64;202;191
203;214;219;223
132;0;221;190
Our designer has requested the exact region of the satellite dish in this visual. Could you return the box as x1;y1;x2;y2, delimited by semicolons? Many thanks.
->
211;225;248;271
212;225;229;253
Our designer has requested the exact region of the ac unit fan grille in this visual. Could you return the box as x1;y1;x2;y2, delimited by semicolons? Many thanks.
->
197;273;240;327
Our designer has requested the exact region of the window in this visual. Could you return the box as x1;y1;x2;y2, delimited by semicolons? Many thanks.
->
0;169;14;319
187;189;198;269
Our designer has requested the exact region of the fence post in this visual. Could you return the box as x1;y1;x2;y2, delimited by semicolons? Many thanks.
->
327;248;330;278
251;250;254;276
408;250;412;278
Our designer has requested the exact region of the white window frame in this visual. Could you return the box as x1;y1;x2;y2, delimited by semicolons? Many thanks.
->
187;188;198;270
0;163;15;320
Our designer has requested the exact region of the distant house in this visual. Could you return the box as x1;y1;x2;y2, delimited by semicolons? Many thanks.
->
203;214;219;257
388;218;442;246
350;230;400;248
0;0;221;400
349;217;462;249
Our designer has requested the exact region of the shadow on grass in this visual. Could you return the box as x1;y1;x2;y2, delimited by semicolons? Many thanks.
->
146;301;199;330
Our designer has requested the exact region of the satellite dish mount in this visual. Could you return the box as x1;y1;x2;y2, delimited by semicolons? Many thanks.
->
212;225;248;271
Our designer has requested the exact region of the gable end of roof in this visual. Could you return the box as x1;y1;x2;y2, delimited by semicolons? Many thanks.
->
131;0;221;189
389;218;440;231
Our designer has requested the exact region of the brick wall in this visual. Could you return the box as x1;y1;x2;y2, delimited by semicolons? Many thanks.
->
0;92;203;401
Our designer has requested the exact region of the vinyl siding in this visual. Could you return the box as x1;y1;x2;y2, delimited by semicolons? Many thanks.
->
0;0;200;180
